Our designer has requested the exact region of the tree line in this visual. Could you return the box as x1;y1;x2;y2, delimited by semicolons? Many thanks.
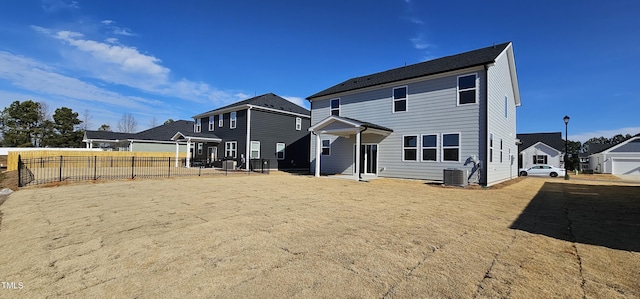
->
0;100;140;147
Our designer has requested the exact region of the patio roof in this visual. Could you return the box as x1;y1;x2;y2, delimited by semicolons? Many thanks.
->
308;115;393;137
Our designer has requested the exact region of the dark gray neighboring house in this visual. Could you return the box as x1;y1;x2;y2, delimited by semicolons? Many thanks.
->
187;93;311;170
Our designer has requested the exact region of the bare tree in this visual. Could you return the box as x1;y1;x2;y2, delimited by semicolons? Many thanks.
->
149;116;159;128
117;113;138;133
80;109;93;131
38;101;52;121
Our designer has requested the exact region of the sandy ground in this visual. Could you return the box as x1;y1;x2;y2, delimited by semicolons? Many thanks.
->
0;173;638;298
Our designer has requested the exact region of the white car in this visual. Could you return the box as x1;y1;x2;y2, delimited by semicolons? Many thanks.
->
519;165;566;178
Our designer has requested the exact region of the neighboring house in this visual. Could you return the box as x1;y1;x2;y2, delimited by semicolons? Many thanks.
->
307;42;520;186
83;120;207;154
589;133;640;175
579;143;612;171
186;93;311;170
517;132;564;170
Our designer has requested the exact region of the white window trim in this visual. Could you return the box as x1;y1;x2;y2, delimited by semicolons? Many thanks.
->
230;112;237;129
276;142;285;160
295;117;302;131
442;132;461;162
420;134;438;162
218;114;223;127
330;98;340;116
194;118;201;133
225;141;237;159
402;135;418;162
250;141;260;159
208;117;215;131
392;86;408;113
457;73;478;106
321;139;331;156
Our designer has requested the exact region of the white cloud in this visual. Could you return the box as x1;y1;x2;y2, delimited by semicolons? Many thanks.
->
41;0;79;12
570;127;640;143
105;37;119;44
282;96;309;109
113;28;135;36
409;17;423;24
410;35;429;50
101;20;114;25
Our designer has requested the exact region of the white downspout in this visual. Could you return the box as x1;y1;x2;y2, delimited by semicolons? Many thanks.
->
245;107;252;171
129;140;133;152
315;133;321;177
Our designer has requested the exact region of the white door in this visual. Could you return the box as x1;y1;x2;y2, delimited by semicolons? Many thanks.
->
612;158;640;175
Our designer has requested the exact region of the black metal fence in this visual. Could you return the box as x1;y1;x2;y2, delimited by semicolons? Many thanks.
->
17;155;270;187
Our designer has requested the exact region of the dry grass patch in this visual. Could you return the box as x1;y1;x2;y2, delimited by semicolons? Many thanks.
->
0;174;638;298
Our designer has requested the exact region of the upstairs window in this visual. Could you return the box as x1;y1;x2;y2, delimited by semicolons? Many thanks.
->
330;98;340;116
208;117;215;131
421;134;437;161
393;86;407;112
295;117;302;131
442;133;460;161
194;118;201;133
403;135;417;161
504;96;509;118
218;114;223;127
458;74;477;105
230;112;237;129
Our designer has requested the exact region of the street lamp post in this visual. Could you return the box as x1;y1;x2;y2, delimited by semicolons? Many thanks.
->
563;115;570;180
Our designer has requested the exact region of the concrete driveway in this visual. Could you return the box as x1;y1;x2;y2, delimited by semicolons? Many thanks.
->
616;174;640;182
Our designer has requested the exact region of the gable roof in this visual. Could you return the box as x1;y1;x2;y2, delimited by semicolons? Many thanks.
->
193;93;310;118
517;132;564;153
308;42;513;100
592;133;640;155
308;115;393;137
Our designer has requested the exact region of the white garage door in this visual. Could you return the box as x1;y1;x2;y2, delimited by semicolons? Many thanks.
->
612;158;640;175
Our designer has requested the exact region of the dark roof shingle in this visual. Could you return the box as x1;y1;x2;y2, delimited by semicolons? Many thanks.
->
517;132;564;153
195;93;310;117
308;42;511;99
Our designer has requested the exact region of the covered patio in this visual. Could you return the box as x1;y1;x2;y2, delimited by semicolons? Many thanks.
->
171;132;221;168
309;115;393;180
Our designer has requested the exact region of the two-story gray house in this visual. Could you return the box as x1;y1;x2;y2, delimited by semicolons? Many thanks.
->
181;93;311;170
307;42;521;186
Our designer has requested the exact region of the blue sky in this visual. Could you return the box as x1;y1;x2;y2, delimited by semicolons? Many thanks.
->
0;0;638;142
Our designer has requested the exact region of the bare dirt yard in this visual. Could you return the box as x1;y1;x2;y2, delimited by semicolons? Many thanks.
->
0;173;638;298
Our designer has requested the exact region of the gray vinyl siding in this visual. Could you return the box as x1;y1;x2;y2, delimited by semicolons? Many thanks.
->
193;111;247;161
486;50;519;185
311;67;485;180
250;109;310;169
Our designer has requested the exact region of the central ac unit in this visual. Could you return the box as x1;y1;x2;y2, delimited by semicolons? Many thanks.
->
443;168;467;187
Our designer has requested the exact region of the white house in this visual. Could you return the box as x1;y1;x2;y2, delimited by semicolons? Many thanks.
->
589;133;640;175
307;42;521;186
517;132;564;170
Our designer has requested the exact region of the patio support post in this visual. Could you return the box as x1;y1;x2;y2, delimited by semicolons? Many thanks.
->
315;133;321;177
186;138;191;168
355;130;361;180
175;142;179;167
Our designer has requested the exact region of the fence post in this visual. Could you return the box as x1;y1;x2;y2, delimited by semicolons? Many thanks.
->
59;156;63;182
94;156;97;180
17;154;22;187
168;157;171;177
131;156;135;179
